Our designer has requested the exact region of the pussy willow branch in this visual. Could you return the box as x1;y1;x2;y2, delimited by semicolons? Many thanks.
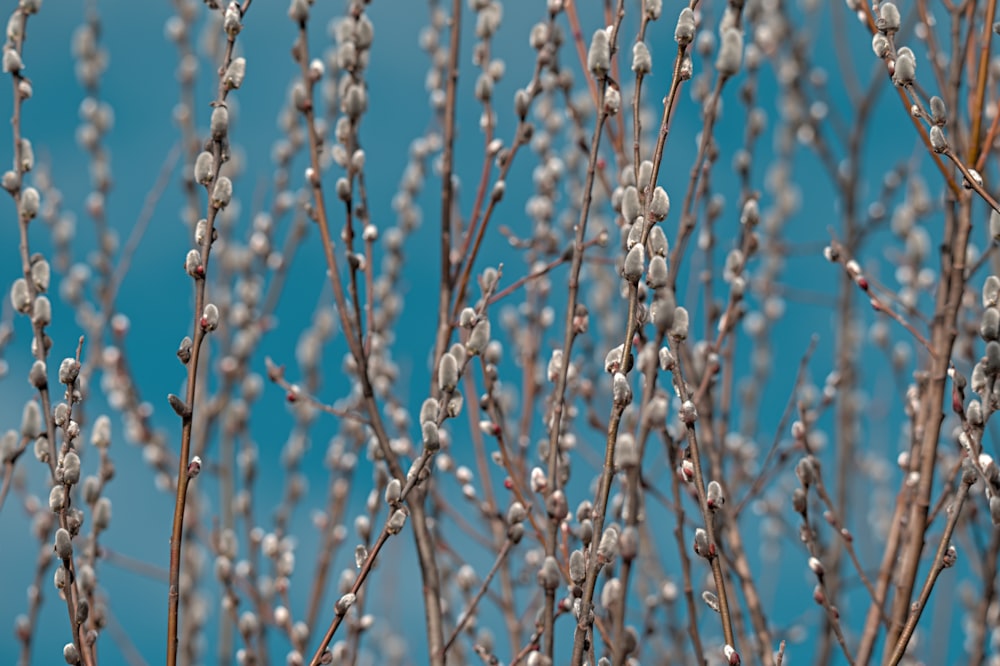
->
166;5;251;664
669;339;737;651
887;471;972;665
547;61;617;666
430;0;462;399
968;0;996;165
441;538;514;656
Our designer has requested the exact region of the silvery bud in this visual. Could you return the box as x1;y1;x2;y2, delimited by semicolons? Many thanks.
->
587;29;610;75
30;258;49;291
648;225;669;256
716;28;743;77
20;186;40;219
32;295;51;326
58;358;80;385
49;485;66;512
422;421;440;451
224;2;243;36
929;96;947;125
11;278;30;313
466;320;490;355
538;555;561;590
706;480;725;510
893;48;916;86
669;306;689;339
647;255;669;289
201;303;220;331
984;275;1000;307
93;497;111;530
879;2;901;33
185;249;203;277
569;549;585;583
224;57;246;90
384;478;401;506
674;8;695;45
438;352;459;392
507;501;527;525
598;526;619;563
212;176;233;208
29;360;47;389
3;47;23;73
54;527;73;560
387;508;407;534
621;186;640;223
612;372;632;406
631;41;651;75
194;151;215;185
210;106;229;140
623;244;644;283
649;186;670;221
335;593;356;615
929;126;947;153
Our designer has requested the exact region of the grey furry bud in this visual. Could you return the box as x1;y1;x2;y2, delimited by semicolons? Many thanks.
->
506;501;527;525
30;258;49;291
466;320;490;355
438;352;459;392
669;306;689;339
694;528;710;558
631;41;651;75
716;28;743;77
648;225;669;256
93;497;111;530
223;57;246;90
58;358;80;385
872;33;890;58
706;480;725;510
569;549;585;583
929;96;947;125
201;303;220;331
982;307;1000;341
674;8;695;45
54;527;73;560
384;478;401;506
32;295;51;326
587;29;610;75
893;48;916;86
11;278;30;313
879;2;901;33
20;186;39;219
538;555;561;590
185;249;203;277
612;372;632;406
649;186;670;221
929;126;947;153
211;176;233;208
623;244;644;283
598;526;619;563
29;360;47;389
422;421;440;451
621;186;641;223
387;508;407;534
342;84;367;119
49;485;66;512
3;47;23;73
984;276;1000;307
194;152;215;185
335;593;356;615
647;255;669;289
210;106;229;140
